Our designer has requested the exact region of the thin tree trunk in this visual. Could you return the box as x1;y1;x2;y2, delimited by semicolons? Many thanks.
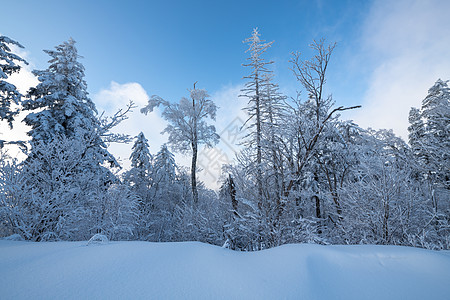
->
313;195;321;219
191;88;199;206
229;174;238;218
191;141;198;205
255;80;263;211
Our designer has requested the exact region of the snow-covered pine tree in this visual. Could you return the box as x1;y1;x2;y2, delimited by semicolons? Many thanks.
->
127;132;153;193
141;86;219;205
125;132;153;238
408;79;450;243
418;80;450;191
408;107;426;165
24;39;101;148
152;144;177;190
22;38;120;172
146;144;181;241
409;80;449;193
19;39;131;241
0;35;27;130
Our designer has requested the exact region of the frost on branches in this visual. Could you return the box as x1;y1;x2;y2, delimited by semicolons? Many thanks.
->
0;33;448;250
0;35;28;133
1;39;137;241
141;86;219;205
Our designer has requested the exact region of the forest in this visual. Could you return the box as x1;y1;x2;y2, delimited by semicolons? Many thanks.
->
1;30;449;250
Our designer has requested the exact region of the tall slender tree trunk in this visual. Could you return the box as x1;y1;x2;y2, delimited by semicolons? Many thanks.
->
192;91;199;205
255;78;264;250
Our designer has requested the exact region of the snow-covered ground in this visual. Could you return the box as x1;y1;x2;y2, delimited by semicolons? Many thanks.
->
1;240;449;299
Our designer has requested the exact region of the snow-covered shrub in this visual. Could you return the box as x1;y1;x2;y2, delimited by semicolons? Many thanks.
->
87;233;109;245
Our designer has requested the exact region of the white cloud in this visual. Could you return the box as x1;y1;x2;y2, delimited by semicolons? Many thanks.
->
93;81;168;169
348;0;450;139
94;82;149;113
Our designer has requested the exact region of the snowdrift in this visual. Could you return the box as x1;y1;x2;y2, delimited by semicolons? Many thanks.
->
1;240;449;299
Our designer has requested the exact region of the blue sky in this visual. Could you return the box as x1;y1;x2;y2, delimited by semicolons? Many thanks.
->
2;0;369;104
2;0;449;188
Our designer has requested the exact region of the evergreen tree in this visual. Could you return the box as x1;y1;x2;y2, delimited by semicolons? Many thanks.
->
23;38;117;170
125;132;153;238
408;80;450;192
0;35;27;130
24;39;93;138
18;39;129;240
408;107;426;161
146;144;181;241
419;79;450;191
153;144;177;189
127;132;153;192
408;79;450;240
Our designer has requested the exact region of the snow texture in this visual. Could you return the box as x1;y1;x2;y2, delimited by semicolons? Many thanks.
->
0;240;449;299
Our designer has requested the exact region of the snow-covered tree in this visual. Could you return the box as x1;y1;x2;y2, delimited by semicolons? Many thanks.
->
12;136;93;240
408;79;450;191
0;150;34;239
339;129;431;246
286;39;360;219
22;38;121;177
3;133;137;242
124;132;153;238
126;132;153;198
16;39;134;241
240;28;274;211
0;35;27;130
139;144;178;241
24;39;94;139
408;79;450;244
89;183;138;241
152;144;177;192
141;86;219;205
22;38;133;162
130;132;153;171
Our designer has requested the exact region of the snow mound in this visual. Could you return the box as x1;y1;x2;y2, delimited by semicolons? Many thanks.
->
87;234;109;246
0;241;449;299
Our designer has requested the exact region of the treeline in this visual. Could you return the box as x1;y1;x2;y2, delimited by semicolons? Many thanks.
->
0;30;448;250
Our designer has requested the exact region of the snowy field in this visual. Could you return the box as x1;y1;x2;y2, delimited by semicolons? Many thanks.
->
1;240;450;300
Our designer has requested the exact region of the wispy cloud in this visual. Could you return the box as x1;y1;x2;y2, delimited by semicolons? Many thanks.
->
348;0;450;139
